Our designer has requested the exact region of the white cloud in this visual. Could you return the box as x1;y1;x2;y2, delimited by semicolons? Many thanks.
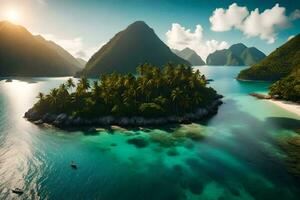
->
290;9;300;20
287;35;295;41
40;34;100;60
166;23;229;60
242;4;289;43
36;0;47;6
210;3;299;43
209;3;249;31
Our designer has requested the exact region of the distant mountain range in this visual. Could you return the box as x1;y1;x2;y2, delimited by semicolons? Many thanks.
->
35;35;85;69
206;43;266;66
79;21;190;77
0;21;82;77
76;58;87;68
172;48;205;66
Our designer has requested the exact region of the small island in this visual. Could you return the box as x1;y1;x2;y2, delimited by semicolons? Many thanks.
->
25;64;223;129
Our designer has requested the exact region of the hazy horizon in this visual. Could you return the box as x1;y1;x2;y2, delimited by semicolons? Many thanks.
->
0;0;299;60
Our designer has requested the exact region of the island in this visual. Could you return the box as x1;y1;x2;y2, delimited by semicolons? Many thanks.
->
24;64;223;129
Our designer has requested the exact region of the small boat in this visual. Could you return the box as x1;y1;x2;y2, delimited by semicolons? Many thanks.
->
12;188;24;195
5;79;12;82
70;161;77;169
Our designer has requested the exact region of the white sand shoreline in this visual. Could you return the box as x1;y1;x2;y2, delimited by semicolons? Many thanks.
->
267;99;300;116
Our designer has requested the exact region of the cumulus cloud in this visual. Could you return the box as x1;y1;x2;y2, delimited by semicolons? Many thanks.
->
166;23;229;60
210;3;299;43
210;3;249;31
40;34;100;60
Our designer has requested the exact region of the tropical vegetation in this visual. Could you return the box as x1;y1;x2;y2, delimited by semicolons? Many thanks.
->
269;69;300;101
33;63;218;118
237;34;300;101
238;34;300;81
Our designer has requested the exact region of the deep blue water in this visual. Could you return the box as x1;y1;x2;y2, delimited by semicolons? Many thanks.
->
0;66;299;200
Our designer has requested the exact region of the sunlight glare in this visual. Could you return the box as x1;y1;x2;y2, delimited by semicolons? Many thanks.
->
5;9;20;23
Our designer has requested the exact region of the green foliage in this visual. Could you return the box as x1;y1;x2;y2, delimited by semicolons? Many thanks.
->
206;43;265;66
238;34;300;81
139;103;165;117
33;63;218;118
79;21;190;77
0;21;80;76
269;69;300;101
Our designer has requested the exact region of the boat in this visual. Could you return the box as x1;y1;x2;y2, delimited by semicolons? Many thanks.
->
70;161;77;169
12;188;24;195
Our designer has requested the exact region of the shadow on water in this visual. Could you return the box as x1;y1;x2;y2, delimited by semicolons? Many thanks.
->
182;99;300;199
265;117;300;131
76;98;300;200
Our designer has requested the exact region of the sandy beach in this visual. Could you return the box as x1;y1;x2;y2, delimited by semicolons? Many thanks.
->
268;99;300;117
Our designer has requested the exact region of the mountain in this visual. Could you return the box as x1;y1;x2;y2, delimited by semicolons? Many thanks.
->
0;21;80;77
35;35;84;69
172;48;205;66
206;43;266;66
76;58;87;68
238;34;300;81
80;21;190;77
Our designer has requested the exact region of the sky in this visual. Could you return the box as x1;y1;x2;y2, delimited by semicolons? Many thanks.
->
0;0;299;60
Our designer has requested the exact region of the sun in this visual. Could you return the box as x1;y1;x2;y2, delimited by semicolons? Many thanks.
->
5;9;20;23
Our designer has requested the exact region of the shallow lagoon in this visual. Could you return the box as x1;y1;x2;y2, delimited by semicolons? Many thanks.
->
0;66;299;199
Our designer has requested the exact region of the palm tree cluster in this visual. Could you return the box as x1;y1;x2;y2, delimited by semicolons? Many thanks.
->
34;63;217;118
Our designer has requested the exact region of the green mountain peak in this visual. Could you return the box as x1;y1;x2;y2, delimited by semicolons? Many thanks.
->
80;21;190;77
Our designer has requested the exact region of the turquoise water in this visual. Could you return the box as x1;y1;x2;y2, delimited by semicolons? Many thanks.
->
0;66;299;200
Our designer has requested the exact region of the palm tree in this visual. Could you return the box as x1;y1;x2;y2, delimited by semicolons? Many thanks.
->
193;92;203;106
92;81;101;99
47;88;59;107
37;92;44;101
171;87;184;115
77;77;90;93
66;78;75;90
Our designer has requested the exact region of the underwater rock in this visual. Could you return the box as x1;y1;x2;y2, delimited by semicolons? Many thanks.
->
167;148;179;156
150;132;175;147
87;127;97;132
127;137;149;148
278;136;300;177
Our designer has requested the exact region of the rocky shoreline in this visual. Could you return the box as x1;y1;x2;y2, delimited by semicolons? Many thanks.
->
24;96;223;130
249;93;271;99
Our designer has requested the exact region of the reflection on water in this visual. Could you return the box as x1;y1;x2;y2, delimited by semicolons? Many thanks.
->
0;68;300;199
